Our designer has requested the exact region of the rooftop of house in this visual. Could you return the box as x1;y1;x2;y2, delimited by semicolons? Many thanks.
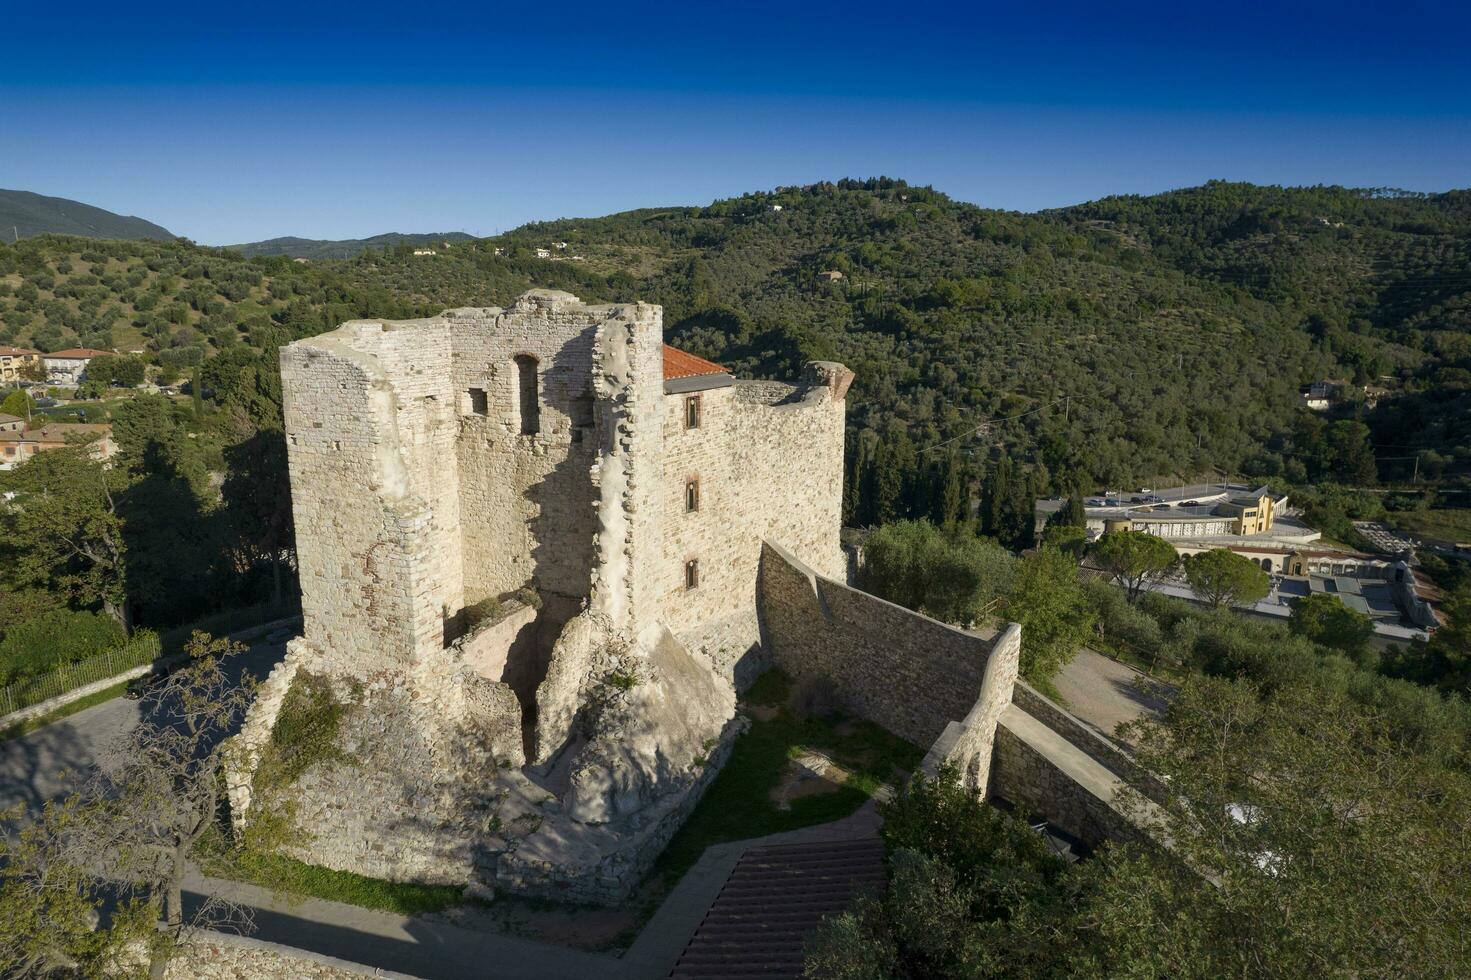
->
662;344;727;381
0;346;41;357
0;413;22;425
45;348;112;359
662;345;736;394
0;422;112;443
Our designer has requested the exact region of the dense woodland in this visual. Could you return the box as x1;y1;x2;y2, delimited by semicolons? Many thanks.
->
3;181;1471;975
2;179;1469;641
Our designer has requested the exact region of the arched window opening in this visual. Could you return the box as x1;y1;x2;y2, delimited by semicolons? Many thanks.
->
515;355;539;435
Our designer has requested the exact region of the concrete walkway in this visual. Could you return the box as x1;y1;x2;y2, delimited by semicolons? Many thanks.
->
1053;649;1167;742
0;636;289;812
176;803;884;980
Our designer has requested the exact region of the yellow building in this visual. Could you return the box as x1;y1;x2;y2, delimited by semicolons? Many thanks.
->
1216;488;1276;535
0;346;43;383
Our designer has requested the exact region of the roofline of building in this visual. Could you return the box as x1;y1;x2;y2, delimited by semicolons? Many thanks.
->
663;373;736;395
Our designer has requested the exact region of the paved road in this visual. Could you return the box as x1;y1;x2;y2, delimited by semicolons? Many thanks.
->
0;636;289;814
1053;648;1169;743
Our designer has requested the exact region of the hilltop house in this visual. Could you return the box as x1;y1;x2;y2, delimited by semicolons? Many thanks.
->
0;420;116;470
43;348;111;385
0;346;43;383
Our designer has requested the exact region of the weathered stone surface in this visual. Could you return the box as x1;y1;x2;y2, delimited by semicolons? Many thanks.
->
230;291;850;902
757;540;1004;748
164;932;407;979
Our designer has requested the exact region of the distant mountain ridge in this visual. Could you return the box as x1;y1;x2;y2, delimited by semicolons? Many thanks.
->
226;231;477;259
0;189;174;242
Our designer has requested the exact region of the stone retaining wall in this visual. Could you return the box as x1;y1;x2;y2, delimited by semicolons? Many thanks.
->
164;932;415;979
757;540;1003;748
1011;681;1168;804
991;703;1161;849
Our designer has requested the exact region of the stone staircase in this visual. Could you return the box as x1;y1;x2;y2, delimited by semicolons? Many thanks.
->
667;837;885;979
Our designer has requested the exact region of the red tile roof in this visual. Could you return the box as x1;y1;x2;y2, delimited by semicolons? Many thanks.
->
0;346;41;356
663;344;728;381
45;348;112;359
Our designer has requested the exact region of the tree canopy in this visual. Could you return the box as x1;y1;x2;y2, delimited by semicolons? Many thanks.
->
1091;530;1178;603
1183;548;1270;609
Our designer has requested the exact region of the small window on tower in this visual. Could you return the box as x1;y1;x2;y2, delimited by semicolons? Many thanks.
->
515;355;540;435
468;388;488;416
685;394;701;429
686;478;700;513
685;559;700;591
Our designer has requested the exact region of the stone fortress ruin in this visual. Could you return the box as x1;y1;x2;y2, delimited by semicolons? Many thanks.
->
228;290;857;900
228;288;1158;908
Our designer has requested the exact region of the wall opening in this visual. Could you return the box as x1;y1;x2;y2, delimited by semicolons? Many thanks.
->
515;355;539;434
468;387;488;416
685;394;701;429
685;558;700;590
686;477;700;513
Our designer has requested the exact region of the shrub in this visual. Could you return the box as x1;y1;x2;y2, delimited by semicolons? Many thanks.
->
0;609;127;683
862;520;1013;625
255;670;350;787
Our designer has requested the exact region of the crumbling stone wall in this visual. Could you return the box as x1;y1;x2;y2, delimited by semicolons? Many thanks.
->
281;322;457;670
757;540;1003;748
447;297;603;605
239;291;810;901
164;932;407;979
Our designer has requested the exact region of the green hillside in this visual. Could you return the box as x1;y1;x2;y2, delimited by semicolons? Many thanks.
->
1;179;1468;509
0;189;174;241
227;231;476;259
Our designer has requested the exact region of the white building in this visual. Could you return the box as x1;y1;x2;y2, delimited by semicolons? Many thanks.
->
43;348;110;384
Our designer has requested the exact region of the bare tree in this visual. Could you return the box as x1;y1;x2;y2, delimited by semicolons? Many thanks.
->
0;632;262;978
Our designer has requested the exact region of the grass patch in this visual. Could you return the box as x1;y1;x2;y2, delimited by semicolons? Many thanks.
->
254;669;350;787
0;679;131;743
652;669;922;885
201;844;464;916
1391;508;1471;544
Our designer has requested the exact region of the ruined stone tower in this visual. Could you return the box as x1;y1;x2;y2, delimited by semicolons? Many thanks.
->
229;290;853;901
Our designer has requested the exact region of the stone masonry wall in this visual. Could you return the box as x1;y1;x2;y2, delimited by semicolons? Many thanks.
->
164;932;412;979
991;703;1159;849
447;296;601;605
757;540;1000;748
281;328;449;670
661;369;847;686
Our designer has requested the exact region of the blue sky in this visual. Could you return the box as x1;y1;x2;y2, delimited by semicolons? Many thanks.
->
3;0;1468;244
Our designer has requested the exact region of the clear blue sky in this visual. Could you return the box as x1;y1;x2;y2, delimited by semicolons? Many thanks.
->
4;0;1468;244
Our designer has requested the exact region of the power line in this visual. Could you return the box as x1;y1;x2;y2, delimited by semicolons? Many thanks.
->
920;396;1070;454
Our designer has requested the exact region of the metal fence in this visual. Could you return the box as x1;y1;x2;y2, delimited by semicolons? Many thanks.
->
0;631;161;718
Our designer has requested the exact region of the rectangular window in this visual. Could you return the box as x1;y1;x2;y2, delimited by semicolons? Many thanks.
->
686;478;700;513
685;559;700;591
685;394;701;429
468;388;488;416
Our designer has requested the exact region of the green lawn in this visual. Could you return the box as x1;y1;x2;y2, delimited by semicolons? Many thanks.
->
652;669;922;885
198;841;465;917
1391;508;1471;544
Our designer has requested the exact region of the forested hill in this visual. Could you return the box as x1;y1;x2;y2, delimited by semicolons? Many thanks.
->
228;231;476;259
0;189;174;241
1;179;1468;522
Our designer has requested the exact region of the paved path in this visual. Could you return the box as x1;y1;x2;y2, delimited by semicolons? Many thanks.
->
184;872;616;980
0;636;289;813
2;630;885;979
1053;648;1167;741
173;803;884;980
